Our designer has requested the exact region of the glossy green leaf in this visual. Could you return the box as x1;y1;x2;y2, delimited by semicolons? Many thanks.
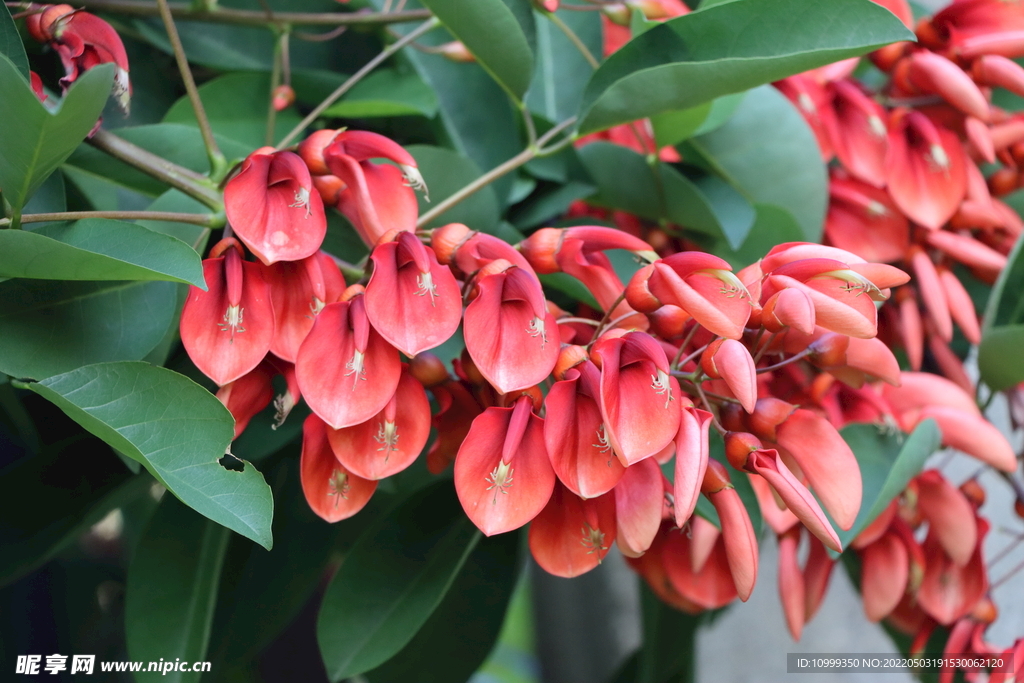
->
420;0;535;101
319;68;439;119
0;55;114;213
381;0;521;204
634;585;699;683
714;203;804;269
979;234;1024;390
686;85;827;241
650;93;745;148
366;531;521;683
0;219;204;287
208;458;341;666
577;142;754;247
526;8;602;123
0;279;178;380
408;144;501;232
27;362;274;549
512;180;596;230
576;0;913;134
0;445;149;587
835;420;941;552
126;495;230;683
164;72;302;149
318;480;481;680
0;2;28;79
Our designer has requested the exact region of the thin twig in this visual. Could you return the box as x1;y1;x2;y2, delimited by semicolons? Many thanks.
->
757;348;813;374
276;17;440;149
155;0;226;179
53;0;434;27
545;10;599;69
1;211;219;227
416;116;577;229
671;325;701;369
87;129;223;209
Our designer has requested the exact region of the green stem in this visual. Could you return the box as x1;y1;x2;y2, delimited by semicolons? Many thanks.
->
545;10;599;69
0;211;221;228
156;0;227;180
87;129;223;209
68;0;433;27
416;116;578;228
276;17;440;149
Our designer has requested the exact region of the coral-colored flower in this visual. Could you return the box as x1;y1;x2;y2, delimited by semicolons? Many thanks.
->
545;357;626;499
27;4;131;112
825;176;910;263
701;338;758;413
454;396;555;536
180;239;275;387
673;403;713;527
627;253;752;340
261;251;345;362
426;379;483;475
327;367;430;480
613;457;665;557
529;482;617;578
224;148;326;265
300;414;377;522
827;80;889;186
364;230;462;357
463;261;558;394
295;289;401;429
592;331;681;466
701;461;759;601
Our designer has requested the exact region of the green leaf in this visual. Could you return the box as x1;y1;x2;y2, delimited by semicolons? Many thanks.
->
512;180;596;230
208;458;342;666
27;362;274;548
0;219;205;287
576;0;913;134
634;585;699;683
382;1;522;205
126;495;230;683
420;0;535;101
713;203;804;269
163;71;302;149
979;234;1024;390
318;68;439;119
835;420;941;552
526;8;602;122
318;480;481;680
0;2;29;80
366;531;521;683
0;446;149;587
577;142;754;247
650;92;745;148
0;55;114;213
408;144;501;232
0;279;178;380
686;85;827;241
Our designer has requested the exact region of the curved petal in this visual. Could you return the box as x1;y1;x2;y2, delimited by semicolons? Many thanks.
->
529;483;617;578
673;406;712;527
300;414;377;522
263;251;345;362
860;531;909;622
613;457;664;557
328;368;430;480
778;529;806;639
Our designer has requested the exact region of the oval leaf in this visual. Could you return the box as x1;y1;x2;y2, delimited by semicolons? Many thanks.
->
686;85;827;241
526;7;601;122
366;531;521;683
317;480;481;681
126;495;230;683
979;234;1024;390
0;54;114;213
576;0;913;135
0;279;178;380
0;219;205;287
419;0;535;101
833;420;941;553
408;144;501;232
0;2;29;80
27;362;274;549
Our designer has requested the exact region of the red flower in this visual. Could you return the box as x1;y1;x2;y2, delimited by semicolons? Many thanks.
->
300;414;376;522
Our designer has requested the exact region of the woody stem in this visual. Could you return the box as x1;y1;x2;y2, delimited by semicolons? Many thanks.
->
0;211;221;228
544;10;599;69
277;17;440;149
86;129;224;210
156;0;227;180
416;116;578;228
756;348;812;374
61;0;434;27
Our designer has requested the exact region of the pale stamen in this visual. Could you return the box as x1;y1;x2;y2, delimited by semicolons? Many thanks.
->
328;469;350;507
485;460;515;504
415;271;438;306
289;187;313;218
374;420;400;462
526;317;548;348
345;350;367;390
651;369;673;409
218;305;245;341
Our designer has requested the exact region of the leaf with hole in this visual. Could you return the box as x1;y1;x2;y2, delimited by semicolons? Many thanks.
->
28;362;274;549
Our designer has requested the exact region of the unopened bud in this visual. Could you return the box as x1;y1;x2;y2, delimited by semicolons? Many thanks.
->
648;305;690;340
700;460;732;495
430;223;473;267
501;385;544;411
409;352;449;388
519;227;563;274
601;3;631;26
553;345;589;380
748;398;796;442
960;478;986;508
807;332;850;368
298;128;341;176
438;41;475;63
272;84;295;111
725;432;761;471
